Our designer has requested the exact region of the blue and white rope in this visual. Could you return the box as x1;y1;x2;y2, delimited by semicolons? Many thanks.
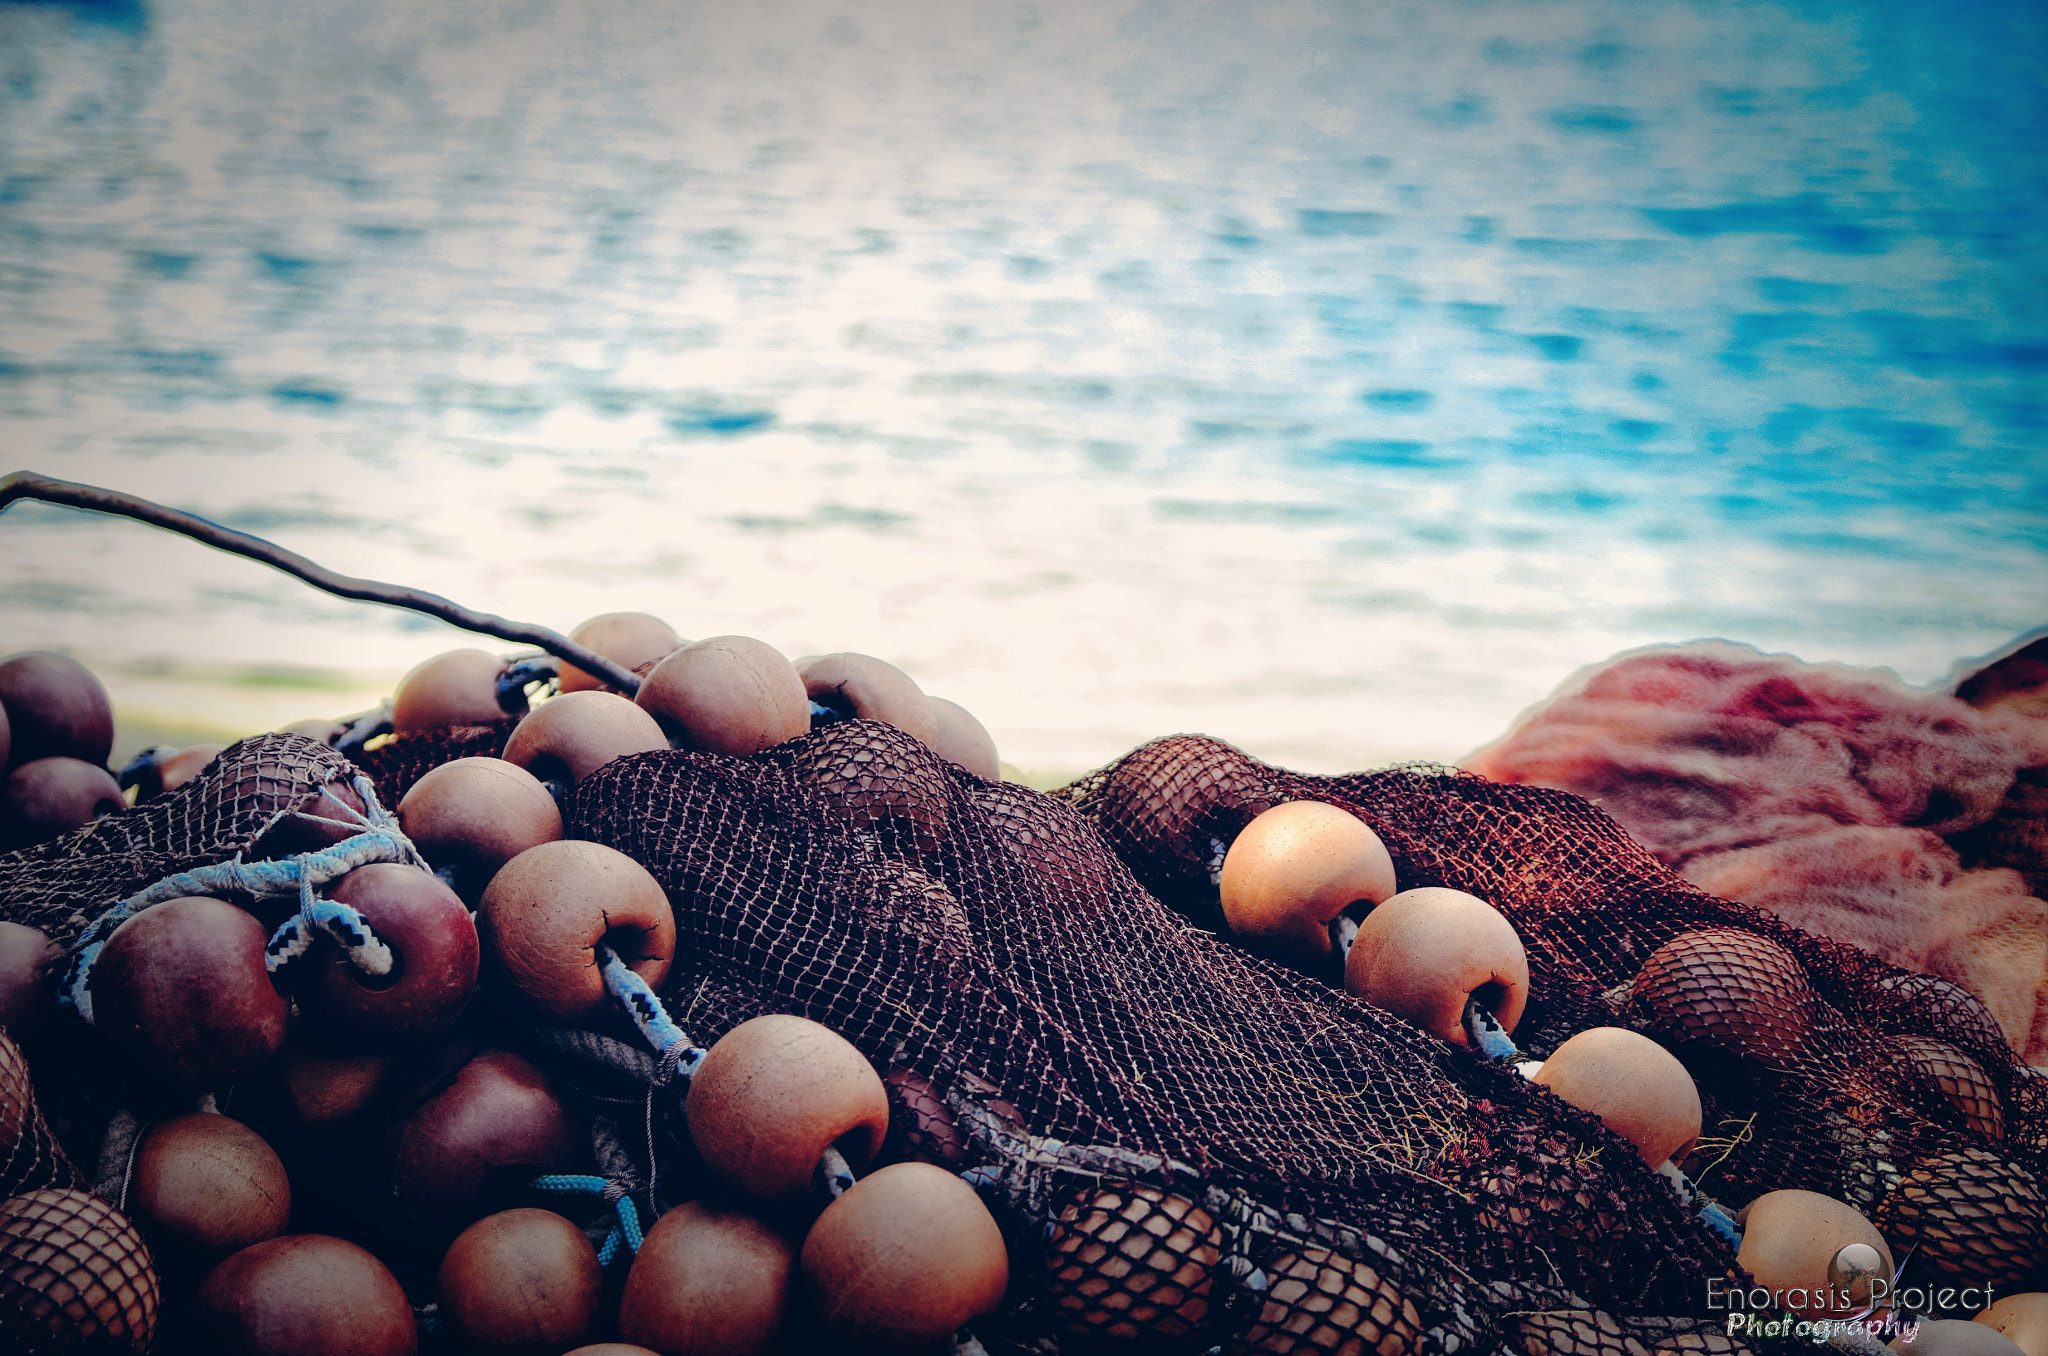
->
60;775;419;1023
596;945;705;1080
262;894;394;977
532;1173;645;1265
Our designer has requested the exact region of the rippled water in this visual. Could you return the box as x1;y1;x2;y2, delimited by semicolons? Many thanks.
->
1;0;2043;773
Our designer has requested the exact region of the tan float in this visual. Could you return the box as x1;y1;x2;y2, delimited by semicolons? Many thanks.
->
560;612;684;693
801;1161;1009;1352
479;840;674;1022
438;1208;603;1356
684;1014;890;1206
501;691;667;790
130;1112;290;1259
1219;800;1397;965
1735;1189;1892;1322
92;896;288;1093
635;637;809;756
396;757;563;901
1046;1183;1218;1354
927;696;1001;780
1531;1027;1702;1167
797;653;941;748
194;1234;415;1356
1343;887;1528;1045
1976;1294;2048;1356
618;1199;795;1356
392;649;515;732
0;651;114;767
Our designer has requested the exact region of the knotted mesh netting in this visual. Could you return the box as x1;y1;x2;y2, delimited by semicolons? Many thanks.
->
3;723;2044;1355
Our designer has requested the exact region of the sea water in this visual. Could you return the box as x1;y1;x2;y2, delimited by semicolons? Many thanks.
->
1;0;2042;774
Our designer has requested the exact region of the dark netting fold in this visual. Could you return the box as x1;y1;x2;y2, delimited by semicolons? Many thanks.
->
0;734;362;945
4;719;2045;1355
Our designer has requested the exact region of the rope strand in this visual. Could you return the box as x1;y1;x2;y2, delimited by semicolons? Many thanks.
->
61;774;412;1022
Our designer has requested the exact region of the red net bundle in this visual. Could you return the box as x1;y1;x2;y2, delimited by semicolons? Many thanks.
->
3;721;2045;1354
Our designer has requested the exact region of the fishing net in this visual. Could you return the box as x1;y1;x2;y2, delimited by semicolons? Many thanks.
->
350;720;520;808
2;722;2044;1355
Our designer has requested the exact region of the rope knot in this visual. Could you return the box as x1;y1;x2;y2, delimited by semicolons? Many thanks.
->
60;774;417;1024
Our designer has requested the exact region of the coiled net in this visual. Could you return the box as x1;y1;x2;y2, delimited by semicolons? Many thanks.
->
2;724;2043;1354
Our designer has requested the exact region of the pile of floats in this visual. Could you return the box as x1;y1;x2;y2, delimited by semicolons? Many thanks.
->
0;615;2045;1356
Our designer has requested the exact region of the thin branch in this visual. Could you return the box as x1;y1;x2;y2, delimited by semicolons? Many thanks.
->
0;470;643;695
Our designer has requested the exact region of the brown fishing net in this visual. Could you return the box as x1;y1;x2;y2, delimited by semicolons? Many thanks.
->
3;722;2045;1354
349;720;520;808
0;733;362;946
1;1033;79;1200
0;1187;158;1354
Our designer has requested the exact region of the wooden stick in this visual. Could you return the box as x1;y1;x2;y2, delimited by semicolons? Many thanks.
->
0;470;644;695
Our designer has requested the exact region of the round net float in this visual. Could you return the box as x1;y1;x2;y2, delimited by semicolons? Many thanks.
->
393;648;524;733
396;757;563;902
438;1207;603;1356
1897;1321;2028;1356
1;757;124;850
635;636;811;756
881;1066;968;1170
559;612;684;694
194;1233;415;1356
786;720;953;854
1628;928;1825;1069
0;921;60;1037
1229;1245;1423;1356
0;651;114;769
800;1160;1009;1353
797;653;942;749
1218;800;1397;969
478;840;674;1023
1045;1181;1219;1354
0;1186;157;1355
386;1048;584;1235
927;696;1000;781
1976;1294;2048;1356
617;1198;795;1356
130;1112;289;1261
248;1033;397;1130
501;691;668;796
1892;1036;2005;1143
1875;1147;2047;1290
684;1014;890;1206
1529;1026;1702;1168
1342;887;1528;1047
91;895;288;1093
1735;1189;1892;1322
295;863;479;1044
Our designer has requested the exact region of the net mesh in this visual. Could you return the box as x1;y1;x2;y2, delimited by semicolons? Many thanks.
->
2;724;2044;1354
0;1187;157;1355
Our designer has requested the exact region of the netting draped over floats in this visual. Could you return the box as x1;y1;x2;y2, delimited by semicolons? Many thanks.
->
4;725;2045;1356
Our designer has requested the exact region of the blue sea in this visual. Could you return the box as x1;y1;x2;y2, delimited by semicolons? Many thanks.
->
1;0;2043;773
